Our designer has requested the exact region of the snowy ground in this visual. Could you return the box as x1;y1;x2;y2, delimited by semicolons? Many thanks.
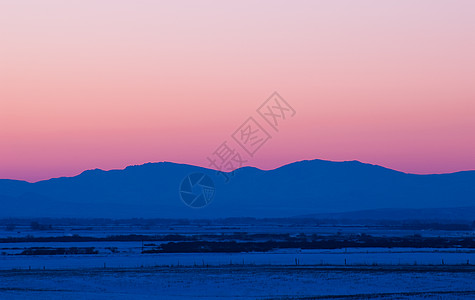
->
1;223;473;298
1;248;474;270
0;265;474;299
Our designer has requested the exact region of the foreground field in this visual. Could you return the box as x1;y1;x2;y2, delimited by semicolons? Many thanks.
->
1;220;473;298
1;265;474;299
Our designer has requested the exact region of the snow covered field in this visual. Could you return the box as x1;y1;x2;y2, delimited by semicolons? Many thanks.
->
1;248;474;270
1;265;474;299
1;222;473;298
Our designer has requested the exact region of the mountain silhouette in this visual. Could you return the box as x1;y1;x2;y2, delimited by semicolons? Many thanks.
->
0;160;474;218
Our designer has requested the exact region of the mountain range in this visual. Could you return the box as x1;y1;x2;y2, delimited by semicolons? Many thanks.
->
0;159;474;218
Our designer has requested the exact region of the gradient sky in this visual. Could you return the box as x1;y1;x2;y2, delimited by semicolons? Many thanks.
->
1;0;474;182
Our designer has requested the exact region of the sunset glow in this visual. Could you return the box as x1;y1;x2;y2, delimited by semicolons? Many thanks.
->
1;0;474;182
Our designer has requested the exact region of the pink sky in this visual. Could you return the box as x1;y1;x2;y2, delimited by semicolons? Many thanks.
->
1;0;474;182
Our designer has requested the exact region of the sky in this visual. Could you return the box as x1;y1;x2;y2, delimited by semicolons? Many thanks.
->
1;0;474;182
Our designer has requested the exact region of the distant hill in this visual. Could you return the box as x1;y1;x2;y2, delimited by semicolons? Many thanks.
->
0;160;474;218
296;207;475;222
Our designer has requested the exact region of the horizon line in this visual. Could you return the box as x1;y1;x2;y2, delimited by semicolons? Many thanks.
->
2;158;475;184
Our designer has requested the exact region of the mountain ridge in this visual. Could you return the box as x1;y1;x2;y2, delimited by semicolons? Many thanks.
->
8;159;475;184
0;159;474;218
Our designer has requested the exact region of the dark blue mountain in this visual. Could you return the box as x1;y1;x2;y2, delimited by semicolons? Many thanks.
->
0;160;474;218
